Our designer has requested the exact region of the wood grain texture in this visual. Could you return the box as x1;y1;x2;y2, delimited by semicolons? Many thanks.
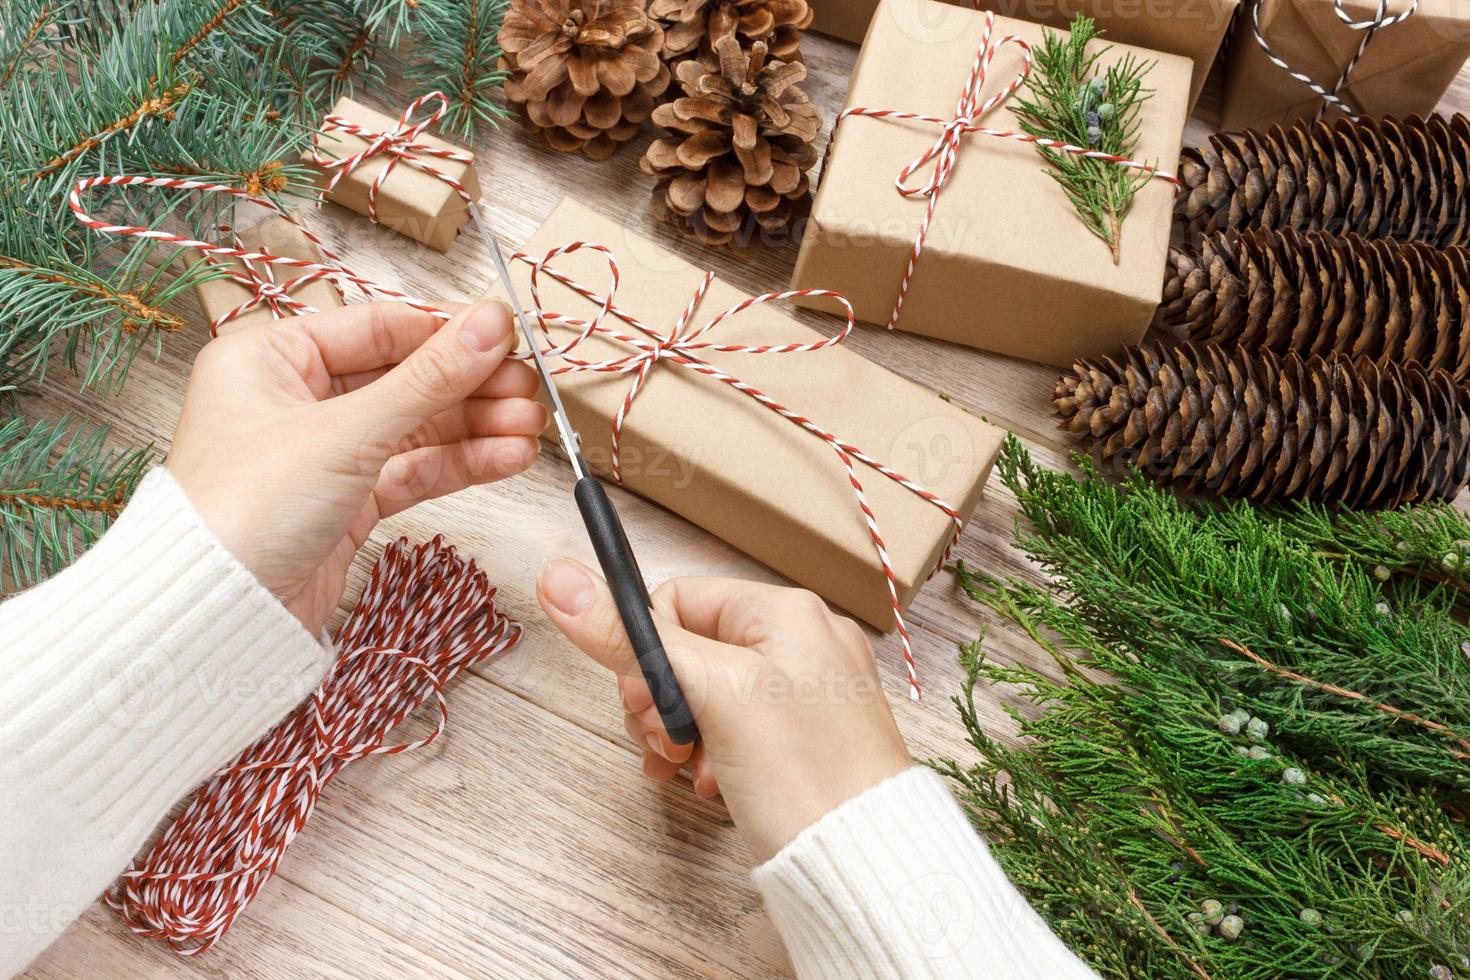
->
20;29;1470;980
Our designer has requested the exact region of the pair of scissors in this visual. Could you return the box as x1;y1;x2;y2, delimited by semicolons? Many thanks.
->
466;203;698;746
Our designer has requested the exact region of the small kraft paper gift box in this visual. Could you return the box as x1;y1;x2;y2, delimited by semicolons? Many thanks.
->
1219;0;1470;132
305;95;481;252
808;0;1233;111
485;197;1004;631
791;0;1190;368
193;214;342;334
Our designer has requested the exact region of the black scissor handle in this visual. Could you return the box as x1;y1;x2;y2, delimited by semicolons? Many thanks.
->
573;477;699;745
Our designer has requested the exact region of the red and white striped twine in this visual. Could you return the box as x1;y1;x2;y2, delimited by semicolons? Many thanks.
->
198;227;345;334
1250;0;1417;121
69;110;960;698
506;242;963;700
825;8;1180;331
106;537;522;955
307;91;475;221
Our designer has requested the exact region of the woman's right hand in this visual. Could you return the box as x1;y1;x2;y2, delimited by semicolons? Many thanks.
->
536;560;912;862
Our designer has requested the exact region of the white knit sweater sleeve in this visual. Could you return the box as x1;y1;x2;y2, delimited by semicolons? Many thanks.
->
753;766;1096;979
0;468;329;978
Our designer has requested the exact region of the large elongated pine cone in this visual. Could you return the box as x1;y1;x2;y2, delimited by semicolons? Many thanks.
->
650;0;811;62
1176;114;1470;248
1054;341;1470;508
1162;229;1470;381
640;34;820;246
499;0;671;160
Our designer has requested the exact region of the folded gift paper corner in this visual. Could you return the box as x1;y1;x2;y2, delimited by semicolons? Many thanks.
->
485;197;1005;631
1218;0;1470;131
791;0;1191;369
305;95;481;253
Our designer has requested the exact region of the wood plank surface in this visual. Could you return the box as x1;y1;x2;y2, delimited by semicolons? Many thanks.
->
20;28;1470;980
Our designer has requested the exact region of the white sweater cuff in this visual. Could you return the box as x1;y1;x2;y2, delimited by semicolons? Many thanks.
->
0;467;328;971
752;766;1095;979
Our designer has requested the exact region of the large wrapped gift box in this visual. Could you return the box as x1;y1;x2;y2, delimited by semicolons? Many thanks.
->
808;0;1234;110
1219;0;1470;132
305;97;480;253
792;0;1190;368
485;198;1004;629
193;215;342;333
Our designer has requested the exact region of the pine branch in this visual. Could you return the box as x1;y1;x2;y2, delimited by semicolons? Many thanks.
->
400;0;509;139
940;435;1470;977
0;0;65;90
0;415;152;590
1012;15;1155;265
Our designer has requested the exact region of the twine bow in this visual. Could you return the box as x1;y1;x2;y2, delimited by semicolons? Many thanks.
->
506;243;964;699
826;9;1179;331
197;231;344;335
308;91;475;223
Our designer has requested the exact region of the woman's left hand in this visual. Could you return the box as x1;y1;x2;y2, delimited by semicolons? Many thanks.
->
167;300;545;633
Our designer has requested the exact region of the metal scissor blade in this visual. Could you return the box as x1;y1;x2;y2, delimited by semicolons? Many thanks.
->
467;202;588;480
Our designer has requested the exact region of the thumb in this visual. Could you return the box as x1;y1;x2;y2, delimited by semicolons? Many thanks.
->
536;557;751;722
345;300;516;452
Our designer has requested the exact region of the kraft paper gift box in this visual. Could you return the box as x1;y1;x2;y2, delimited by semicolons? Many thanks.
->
484;198;1004;630
808;0;1234;110
193;215;342;333
1218;0;1470;132
791;0;1190;368
305;96;481;253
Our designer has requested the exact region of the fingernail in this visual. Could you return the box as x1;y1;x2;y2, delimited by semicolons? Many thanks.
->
459;302;512;353
540;558;594;616
644;733;662;756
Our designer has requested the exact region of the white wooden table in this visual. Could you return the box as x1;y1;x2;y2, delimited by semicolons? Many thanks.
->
20;31;1470;980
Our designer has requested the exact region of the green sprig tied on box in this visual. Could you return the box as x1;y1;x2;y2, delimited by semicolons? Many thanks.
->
1013;15;1157;264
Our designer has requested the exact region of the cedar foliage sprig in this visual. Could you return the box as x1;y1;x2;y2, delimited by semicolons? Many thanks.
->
940;435;1470;978
1012;15;1155;264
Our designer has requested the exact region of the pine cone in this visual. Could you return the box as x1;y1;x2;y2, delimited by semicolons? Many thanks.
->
1054;341;1470;508
498;0;671;161
1162;230;1470;382
1176;114;1470;248
640;34;820;246
649;0;811;63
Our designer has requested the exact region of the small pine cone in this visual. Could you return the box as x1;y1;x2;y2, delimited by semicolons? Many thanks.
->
498;0;671;161
650;0;811;63
640;34;820;246
1161;229;1470;381
1053;341;1470;508
1176;114;1470;248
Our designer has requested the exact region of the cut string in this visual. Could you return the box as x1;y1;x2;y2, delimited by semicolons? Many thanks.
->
824;8;1180;331
502;242;963;699
1250;0;1418;121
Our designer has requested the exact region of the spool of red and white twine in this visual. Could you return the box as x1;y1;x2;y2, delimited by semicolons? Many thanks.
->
106;537;522;954
1250;0;1418;122
826;8;1180;331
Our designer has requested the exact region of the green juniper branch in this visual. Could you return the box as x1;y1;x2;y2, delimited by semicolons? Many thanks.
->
1012;15;1155;265
941;435;1470;978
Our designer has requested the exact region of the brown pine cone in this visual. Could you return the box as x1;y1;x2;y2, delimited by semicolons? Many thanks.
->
1175;114;1470;249
650;0;811;62
640;34;820;246
498;0;671;161
1054;340;1470;508
1161;230;1470;382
